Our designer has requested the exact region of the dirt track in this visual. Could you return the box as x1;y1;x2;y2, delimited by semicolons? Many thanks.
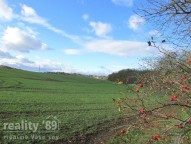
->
52;118;127;144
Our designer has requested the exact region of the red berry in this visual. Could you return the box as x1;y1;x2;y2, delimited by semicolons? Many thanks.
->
181;85;185;89
187;58;191;63
143;113;147;117
185;86;190;90
153;134;160;140
136;89;139;93
134;99;138;103
153;136;158;140
148;139;152;143
153;136;157;140
188;119;191;124
120;129;126;136
170;97;174;101
178;125;183;129
139;83;143;87
186;100;189;104
173;95;178;99
140;107;145;113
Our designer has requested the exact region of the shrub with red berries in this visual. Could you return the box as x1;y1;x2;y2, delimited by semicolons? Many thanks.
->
112;49;191;144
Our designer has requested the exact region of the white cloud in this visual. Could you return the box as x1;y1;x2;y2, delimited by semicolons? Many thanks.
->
20;4;79;41
107;64;137;70
20;4;47;25
89;21;112;38
21;4;37;17
15;55;34;64
0;50;14;59
111;0;133;7
0;52;110;75
99;63;142;74
0;2;77;42
1;26;48;52
82;14;89;21
0;53;34;66
0;52;72;72
75;68;110;76
63;49;81;55
128;15;145;30
0;0;14;20
84;39;158;56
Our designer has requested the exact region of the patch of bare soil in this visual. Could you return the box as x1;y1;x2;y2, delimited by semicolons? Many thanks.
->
51;118;127;144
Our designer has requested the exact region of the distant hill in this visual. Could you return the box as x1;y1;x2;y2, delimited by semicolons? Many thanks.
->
0;65;17;69
0;65;108;82
0;65;106;78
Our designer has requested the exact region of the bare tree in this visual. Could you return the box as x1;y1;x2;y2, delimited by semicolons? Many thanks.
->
136;0;191;48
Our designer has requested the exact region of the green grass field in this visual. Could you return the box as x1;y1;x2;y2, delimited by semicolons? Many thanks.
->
0;66;126;143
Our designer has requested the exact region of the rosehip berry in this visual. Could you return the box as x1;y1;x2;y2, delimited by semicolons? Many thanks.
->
178;125;183;129
173;95;178;99
120;129;126;136
185;86;190;90
181;85;185;89
136;89;139;93
170;97;174;101
153;136;157;140
134;99;138;103
188;119;191;124
148;139;152;143
187;58;191;63
140;107;145;113
139;83;143;87
153;135;159;140
143;113;147;117
153;134;160;141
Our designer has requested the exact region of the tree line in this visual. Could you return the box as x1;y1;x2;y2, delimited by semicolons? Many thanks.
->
108;69;152;84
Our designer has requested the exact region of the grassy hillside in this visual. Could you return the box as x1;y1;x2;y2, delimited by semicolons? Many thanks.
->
0;66;126;143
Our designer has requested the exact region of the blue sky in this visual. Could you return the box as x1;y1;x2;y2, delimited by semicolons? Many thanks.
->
0;0;160;75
